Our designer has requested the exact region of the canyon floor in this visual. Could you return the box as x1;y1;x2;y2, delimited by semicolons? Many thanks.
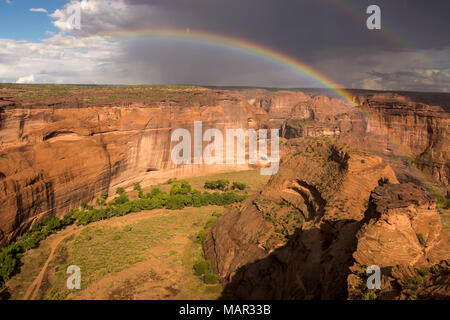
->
3;170;269;300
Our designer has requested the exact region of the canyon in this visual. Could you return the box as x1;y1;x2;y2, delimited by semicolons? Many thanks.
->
0;85;449;300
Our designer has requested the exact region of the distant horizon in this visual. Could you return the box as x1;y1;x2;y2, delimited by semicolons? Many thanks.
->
2;82;450;95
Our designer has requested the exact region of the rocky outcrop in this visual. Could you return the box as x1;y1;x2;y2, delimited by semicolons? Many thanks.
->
347;183;450;300
204;142;450;300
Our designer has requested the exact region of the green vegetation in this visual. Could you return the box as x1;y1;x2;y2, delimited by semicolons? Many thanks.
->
133;182;142;191
0;180;247;288
204;179;230;191
231;182;247;191
432;192;450;209
203;273;219;284
408;275;424;288
361;290;377;300
191;211;221;285
193;260;211;276
0;154;7;159
418;267;429;277
416;233;426;247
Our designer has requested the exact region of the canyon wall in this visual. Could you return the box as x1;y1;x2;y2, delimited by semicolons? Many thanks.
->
0;89;266;246
249;91;449;192
0;86;448;248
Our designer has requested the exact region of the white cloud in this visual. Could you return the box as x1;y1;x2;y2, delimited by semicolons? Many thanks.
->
30;8;48;13
16;74;35;84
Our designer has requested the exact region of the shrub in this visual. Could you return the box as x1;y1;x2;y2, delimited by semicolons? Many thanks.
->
80;201;88;210
96;198;106;206
116;187;125;195
0;251;17;285
203;273;219;284
212;211;222;217
418;267;429;277
204;179;229;191
412;275;424;286
112;234;121;241
114;193;129;205
133;182;142;191
170;180;192;196
196;230;207;244
193;260;211;276
417;233;426;247
100;192;108;200
204;217;217;230
361;290;377;300
166;194;189;210
231;182;247;191
123;225;132;232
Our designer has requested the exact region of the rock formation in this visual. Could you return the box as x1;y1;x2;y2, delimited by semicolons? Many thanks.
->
0;86;266;246
0;85;448;256
204;141;450;299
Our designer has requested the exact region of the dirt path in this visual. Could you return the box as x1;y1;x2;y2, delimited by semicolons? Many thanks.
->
22;226;82;300
20;208;173;300
20;206;224;300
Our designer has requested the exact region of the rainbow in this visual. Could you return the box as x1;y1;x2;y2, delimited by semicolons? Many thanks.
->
99;28;357;106
95;27;438;195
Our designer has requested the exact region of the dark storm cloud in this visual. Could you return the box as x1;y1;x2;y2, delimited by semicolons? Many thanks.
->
42;0;450;91
125;0;450;53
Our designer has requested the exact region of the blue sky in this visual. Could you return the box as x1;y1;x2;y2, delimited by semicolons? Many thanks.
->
0;0;63;41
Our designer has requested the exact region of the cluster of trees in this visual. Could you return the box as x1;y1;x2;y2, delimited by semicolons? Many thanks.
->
0;180;247;287
204;180;247;191
0;213;76;286
192;211;222;285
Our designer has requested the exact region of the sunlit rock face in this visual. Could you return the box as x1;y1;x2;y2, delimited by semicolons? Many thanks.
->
0;87;447;248
0;89;269;246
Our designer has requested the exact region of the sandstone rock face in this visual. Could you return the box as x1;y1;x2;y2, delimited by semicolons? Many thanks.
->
204;142;449;300
204;141;402;299
252;91;449;194
354;94;449;190
0;88;265;246
353;183;449;267
347;183;450;300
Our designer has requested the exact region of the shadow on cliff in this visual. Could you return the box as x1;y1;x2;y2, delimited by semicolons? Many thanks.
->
217;217;365;300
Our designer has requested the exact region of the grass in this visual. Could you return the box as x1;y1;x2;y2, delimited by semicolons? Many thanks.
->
4;170;270;300
35;207;223;299
185;169;270;193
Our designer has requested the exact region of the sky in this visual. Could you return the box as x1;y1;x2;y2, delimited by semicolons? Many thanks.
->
0;0;449;92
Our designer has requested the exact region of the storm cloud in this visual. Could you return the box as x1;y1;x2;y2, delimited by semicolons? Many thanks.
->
2;0;449;91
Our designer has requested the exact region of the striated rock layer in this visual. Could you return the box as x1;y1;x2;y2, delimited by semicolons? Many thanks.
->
0;88;267;246
0;86;448;250
252;91;449;192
